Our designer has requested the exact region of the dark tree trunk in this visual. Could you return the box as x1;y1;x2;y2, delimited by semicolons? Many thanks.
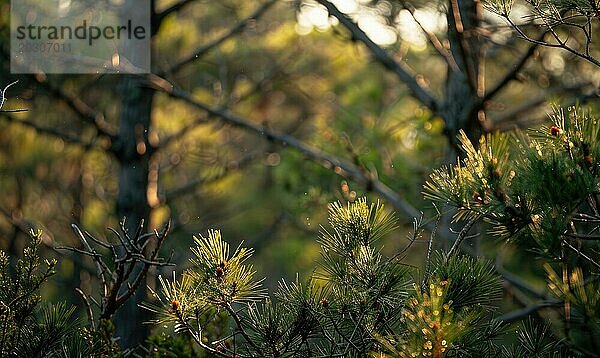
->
440;0;484;249
443;0;484;155
113;75;154;348
111;1;158;348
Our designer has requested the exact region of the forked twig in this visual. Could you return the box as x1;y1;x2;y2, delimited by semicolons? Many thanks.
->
57;219;173;321
0;80;28;113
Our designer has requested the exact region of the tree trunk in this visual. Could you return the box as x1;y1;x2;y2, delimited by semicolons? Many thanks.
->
443;0;483;154
111;0;158;348
113;75;154;348
441;0;484;250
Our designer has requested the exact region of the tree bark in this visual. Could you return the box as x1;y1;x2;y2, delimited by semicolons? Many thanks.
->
440;0;484;250
109;0;158;348
443;0;484;154
113;75;154;349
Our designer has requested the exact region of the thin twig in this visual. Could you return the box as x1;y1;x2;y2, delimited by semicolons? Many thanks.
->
224;302;263;354
484;31;546;102
563;239;600;270
446;214;481;258
75;288;96;330
498;299;561;324
401;1;459;72
160;83;423;224
422;214;440;290
504;15;600;67
163;0;277;75
315;0;439;113
0;112;97;150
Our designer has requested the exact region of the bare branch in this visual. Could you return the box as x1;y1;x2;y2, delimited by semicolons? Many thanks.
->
484;32;546;102
115;220;172;307
108;226;131;251
504;15;600;68
157;0;198;23
498;299;561;324
0;111;98;150
165;153;257;201
446;214;481;258
36;78;115;138
401;1;459;72
75;288;96;330
62;221;172;321
157;82;423;223
150;220;171;260
163;0;277;75
315;0;439;114
81;229;112;249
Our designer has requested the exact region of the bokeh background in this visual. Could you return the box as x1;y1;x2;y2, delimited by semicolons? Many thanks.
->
1;0;599;349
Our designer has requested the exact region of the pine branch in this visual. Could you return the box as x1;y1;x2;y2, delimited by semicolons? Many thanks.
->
172;310;233;358
224;302;263;354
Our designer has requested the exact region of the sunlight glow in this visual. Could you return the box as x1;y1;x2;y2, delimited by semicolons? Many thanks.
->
296;0;444;48
357;13;397;45
396;10;426;49
297;3;331;32
58;0;71;17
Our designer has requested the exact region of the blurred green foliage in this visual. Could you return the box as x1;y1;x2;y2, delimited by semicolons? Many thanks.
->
0;0;599;352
